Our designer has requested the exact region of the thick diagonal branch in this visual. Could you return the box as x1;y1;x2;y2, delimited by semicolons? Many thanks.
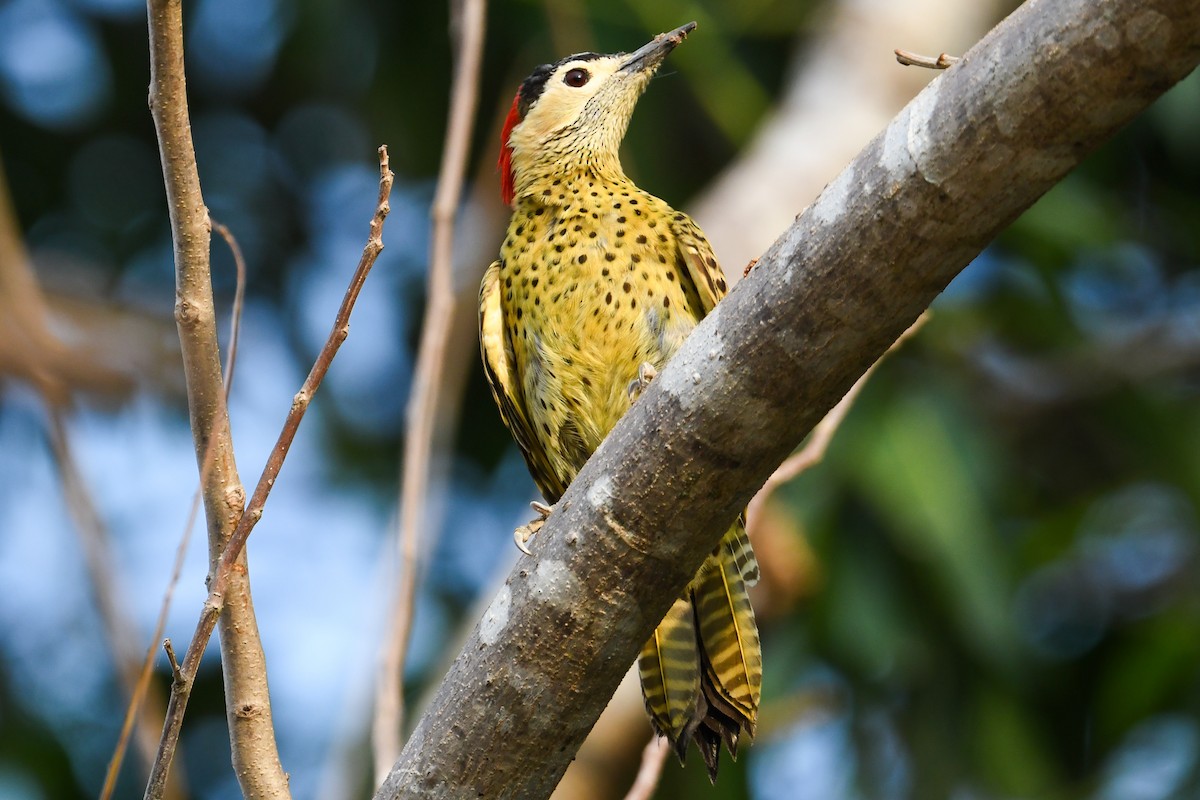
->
377;1;1200;798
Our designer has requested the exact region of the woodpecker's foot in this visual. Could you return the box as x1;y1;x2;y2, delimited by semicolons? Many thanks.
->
514;500;554;555
626;362;659;404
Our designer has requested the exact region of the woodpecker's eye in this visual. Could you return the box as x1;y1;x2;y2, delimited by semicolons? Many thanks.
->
563;68;590;88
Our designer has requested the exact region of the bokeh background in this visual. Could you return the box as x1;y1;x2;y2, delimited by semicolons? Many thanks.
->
2;0;1199;798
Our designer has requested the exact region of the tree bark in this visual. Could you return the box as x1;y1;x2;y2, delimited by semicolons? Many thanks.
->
377;0;1200;797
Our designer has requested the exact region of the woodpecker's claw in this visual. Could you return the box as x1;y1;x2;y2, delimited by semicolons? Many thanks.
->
514;500;555;555
514;525;537;555
626;362;659;403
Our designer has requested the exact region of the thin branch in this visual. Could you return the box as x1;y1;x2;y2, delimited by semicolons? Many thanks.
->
105;419;217;800
621;737;671;800
745;312;928;537
144;146;395;799
45;406;183;798
373;0;488;782
146;0;290;794
212;220;248;392
163;640;183;685
376;2;1200;797
895;48;960;69
104;220;248;800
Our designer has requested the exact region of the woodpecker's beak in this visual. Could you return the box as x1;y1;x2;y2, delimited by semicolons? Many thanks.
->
619;21;697;74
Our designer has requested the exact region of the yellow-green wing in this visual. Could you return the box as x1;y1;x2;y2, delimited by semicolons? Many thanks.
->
479;260;567;503
669;211;730;315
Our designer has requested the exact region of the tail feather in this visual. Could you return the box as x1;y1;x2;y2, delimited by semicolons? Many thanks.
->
728;516;761;587
694;527;762;730
637;524;762;782
692;725;723;783
638;596;702;764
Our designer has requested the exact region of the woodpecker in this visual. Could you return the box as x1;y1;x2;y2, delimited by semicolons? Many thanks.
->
479;22;761;780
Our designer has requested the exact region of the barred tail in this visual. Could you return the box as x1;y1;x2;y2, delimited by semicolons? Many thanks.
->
638;597;702;764
637;523;762;782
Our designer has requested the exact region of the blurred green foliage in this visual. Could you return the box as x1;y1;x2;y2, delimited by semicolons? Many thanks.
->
751;66;1200;797
2;0;1199;798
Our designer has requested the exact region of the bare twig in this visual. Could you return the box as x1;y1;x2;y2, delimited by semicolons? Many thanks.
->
622;737;671;800
895;48;960;69
104;221;248;800
212;220;248;391
373;0;488;782
163;640;183;685
144;146;394;799
146;0;292;794
45;405;183;798
745;313;928;537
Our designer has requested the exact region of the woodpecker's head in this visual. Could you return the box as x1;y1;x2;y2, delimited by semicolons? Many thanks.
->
498;22;697;206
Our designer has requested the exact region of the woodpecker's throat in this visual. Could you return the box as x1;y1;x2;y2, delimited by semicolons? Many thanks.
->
499;23;695;207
